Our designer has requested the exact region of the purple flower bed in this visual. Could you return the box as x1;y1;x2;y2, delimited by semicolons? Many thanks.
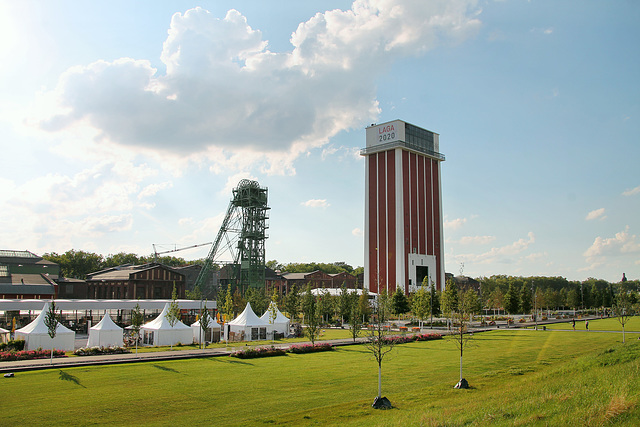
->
230;345;286;359
0;349;67;362
287;343;334;354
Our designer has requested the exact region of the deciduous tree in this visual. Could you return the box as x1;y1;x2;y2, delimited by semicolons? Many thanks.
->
364;289;395;406
44;301;59;364
301;286;322;345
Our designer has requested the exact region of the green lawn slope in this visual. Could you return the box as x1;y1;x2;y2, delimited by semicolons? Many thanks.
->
3;328;639;426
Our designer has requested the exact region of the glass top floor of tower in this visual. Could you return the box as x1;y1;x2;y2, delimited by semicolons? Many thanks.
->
360;119;445;161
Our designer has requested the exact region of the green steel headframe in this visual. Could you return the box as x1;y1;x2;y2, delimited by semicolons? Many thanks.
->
194;179;269;292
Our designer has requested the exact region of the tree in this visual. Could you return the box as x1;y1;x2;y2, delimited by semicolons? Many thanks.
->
130;302;143;356
222;285;234;322
411;282;430;329
460;289;481;319
317;288;335;323
520;283;532;314
391;288;410;317
284;284;300;322
488;288;504;315
103;252;142;268
347;290;363;342
268;289;279;342
166;285;181;350
44;301;59;364
613;285;634;343
247;287;269;316
301;286;322;345
42;250;103;279
503;283;519;316
441;280;459;329
358;288;372;323
567;288;580;310
338;284;351;325
364;289;395;408
451;298;473;389
199;301;211;349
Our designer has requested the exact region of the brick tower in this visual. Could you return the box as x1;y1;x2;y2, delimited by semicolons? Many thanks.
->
361;120;445;294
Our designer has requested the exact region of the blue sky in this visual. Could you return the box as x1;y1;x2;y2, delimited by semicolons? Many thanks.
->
0;0;638;282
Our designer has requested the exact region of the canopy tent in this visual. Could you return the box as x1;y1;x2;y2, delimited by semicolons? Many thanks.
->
0;326;9;343
191;314;221;344
140;303;192;346
14;302;75;351
227;302;269;341
87;312;124;348
260;303;290;336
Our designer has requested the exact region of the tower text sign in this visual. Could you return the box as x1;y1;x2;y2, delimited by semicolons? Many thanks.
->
366;120;405;147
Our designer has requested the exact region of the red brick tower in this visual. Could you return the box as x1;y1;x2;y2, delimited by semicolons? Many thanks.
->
361;120;445;294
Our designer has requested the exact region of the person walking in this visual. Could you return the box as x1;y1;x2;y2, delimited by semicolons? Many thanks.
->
585;320;589;331
572;319;576;331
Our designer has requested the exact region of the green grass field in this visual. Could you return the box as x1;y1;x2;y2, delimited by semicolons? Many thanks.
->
540;316;640;333
4;328;640;426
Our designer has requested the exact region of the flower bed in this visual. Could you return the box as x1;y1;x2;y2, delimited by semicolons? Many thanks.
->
383;332;442;344
0;349;67;362
287;343;333;354
230;346;286;359
74;346;131;356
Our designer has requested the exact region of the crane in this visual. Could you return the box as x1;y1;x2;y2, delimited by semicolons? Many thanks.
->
152;242;212;263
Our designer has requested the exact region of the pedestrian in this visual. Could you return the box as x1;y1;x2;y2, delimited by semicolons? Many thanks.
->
572;319;575;331
585;320;589;331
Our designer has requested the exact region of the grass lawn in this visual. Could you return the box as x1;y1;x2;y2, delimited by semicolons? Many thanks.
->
4;329;640;426
541;316;640;333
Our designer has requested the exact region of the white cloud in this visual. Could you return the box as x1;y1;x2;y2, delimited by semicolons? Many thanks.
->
585;208;606;221
31;2;481;173
583;226;640;261
352;227;364;237
444;217;468;230
0;160;165;253
458;235;496;245
456;232;536;265
622;186;640;196
138;181;173;199
302;199;330;208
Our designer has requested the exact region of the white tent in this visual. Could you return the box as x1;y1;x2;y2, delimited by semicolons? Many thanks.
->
87;312;124;348
191;314;221;344
227;302;269;341
0;326;9;343
140;303;192;346
14;302;75;351
260;302;290;336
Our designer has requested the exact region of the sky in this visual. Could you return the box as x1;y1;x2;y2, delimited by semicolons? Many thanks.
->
0;0;638;283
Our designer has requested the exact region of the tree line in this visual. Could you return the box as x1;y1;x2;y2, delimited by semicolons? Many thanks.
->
42;249;204;279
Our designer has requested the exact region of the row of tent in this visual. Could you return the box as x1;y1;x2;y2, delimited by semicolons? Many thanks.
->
10;302;290;351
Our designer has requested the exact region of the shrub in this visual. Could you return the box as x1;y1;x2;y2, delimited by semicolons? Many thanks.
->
287;343;333;354
383;333;442;344
0;339;25;352
230;346;286;359
74;346;130;356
